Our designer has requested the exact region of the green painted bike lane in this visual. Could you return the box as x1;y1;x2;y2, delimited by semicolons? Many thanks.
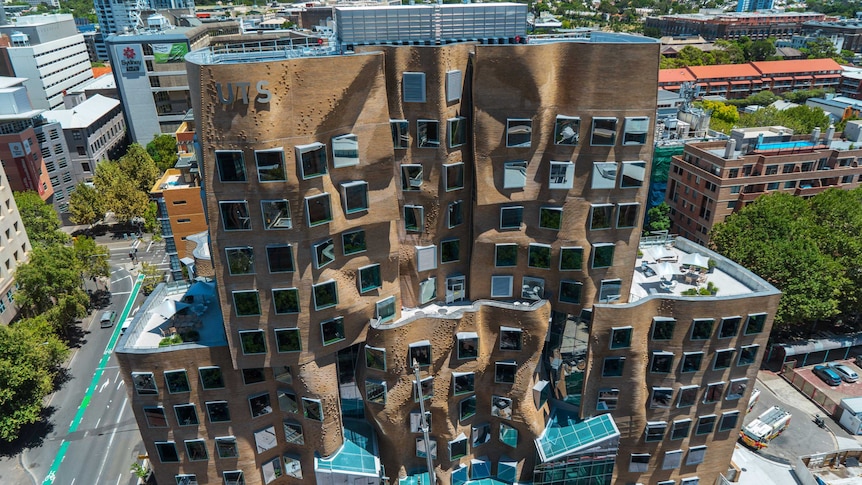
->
41;273;145;485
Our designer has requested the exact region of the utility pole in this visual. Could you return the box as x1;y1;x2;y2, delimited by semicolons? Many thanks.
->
413;360;436;485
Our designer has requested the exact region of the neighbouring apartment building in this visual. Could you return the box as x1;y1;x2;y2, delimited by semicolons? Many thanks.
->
151;160;206;282
0;76;54;201
666;126;862;245
115;4;782;485
0;156;31;325
645;11;826;41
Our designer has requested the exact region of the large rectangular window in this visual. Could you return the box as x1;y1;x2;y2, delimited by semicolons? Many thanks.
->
233;291;261;317
220;201;251;231
272;288;300;315
403;72;426;102
617;203;639;228
539;207;562;230
401;164;422;190
417;120;440;148
449;117;467;147
549;161;574;189
305;193;332;227
591;117;617;145
592;243;615;268
239;329;266;354
592;162;618;189
445;163;465;191
527;244;551;269
503;160;527;188
404;205;424;233
341;181;369;214
500;206;523;230
216;150;246;182
621;161;646;188
320;317;345;345
331;133;359;168
448;201;463;228
312;280;338;310
559;247;583;271
296;143;327;179
677;385;698;407
446;70;462;102
441;239;459;263
226;246;254;275
506;119;532;148
559;281;582;304
554;115;580;145
342;229;366;255
261;199;291;229
391;120;409;149
590;204;613;230
255;149;286;182
358;264;382;293
266;244;294;273
274;327;301;352
623;117;649;145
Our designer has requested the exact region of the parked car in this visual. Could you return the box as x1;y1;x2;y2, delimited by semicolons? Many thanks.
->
828;363;859;383
813;365;842;386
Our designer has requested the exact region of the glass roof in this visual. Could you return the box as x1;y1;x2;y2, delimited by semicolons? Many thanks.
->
535;412;619;462
315;439;380;476
400;473;430;485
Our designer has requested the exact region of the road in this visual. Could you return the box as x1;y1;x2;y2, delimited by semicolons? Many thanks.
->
0;237;167;485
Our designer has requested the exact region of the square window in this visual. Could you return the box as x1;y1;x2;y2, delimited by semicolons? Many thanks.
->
206;401;231;422
132;372;157;395
242;368;266;385
491;395;513;420
503;160;527;189
441;239;460;263
342;230;366;255
331;133;359;168
521;276;545;300
164;370;190;394
305;193;333;227
528;244;551;269
226;246;255;275
220;201;251;231
592;162;618;189
610;326;632;349
376;296;396;322
261;199;291;229
273;288;300;315
416;437;437;459
738;345;759;366
448;200;463;227
645;421;667;442
671;420;691;440
590;204;613;230
417;120;440;148
320;316;345;345
266;245;294;273
409;341;432;367
185;439;208;461
391;120;409;149
365;346;386;371
559;281;582;304
652;317;675;340
155;441;179;463
719;411;739;432
341;181;369;214
539;207;562;230
691;318;714;340
704;382;725;403
144;406;167;427
216;437;238;458
696;416;716;435
499;423;518;447
714;349;735;370
744;313;767;335
296;143;327;179
446;70;462;102
283;420;304;444
255;149;286;182
449;434;469;461
404;205;424;232
597;388;619;410
216;150;246;182
591;117;617;145
458;395;477;421
559;247;583;271
419;277;437;304
500;327;522;351
617;203;640;228
549;161;574;189
472;423;491;449
662;450;683;470
650;387;673;408
592;244;615;269
495;244;518;267
506;119;532;148
254;425;277;453
262;457;282;484
278;390;299;413
681;478;700;485
358;264;382;293
239;329;266;354
366;380;387;404
177;474;198;485
401;164;423;190
677;385;699;407
303;397;324;421
554;115;580;145
727;378;748;400
414;376;434;402
233;291;261;316
681;352;704;373
449;117;467;147
719;316;741;338
274;327;301;352
650;351;674;373
629;453;650;473
403;72;426;102
453;372;475;395
457;333;479;359
224;471;244;485
687;446;707;466
500;206;523;229
199;367;224;389
623;117;649;145
602;357;625;377
312;280;338;310
416;245;437;272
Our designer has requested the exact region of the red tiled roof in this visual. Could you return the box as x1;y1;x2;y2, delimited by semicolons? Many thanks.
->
686;63;760;79
751;58;842;75
658;68;696;84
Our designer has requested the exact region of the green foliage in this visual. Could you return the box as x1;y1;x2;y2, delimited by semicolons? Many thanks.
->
700;100;740;124
79;144;160;224
68;182;105;226
726;90;779;108
140;262;165;295
661;37;776;68
0;316;68;442
118;144;160;193
802;36;838;60
73;236;109;280
145;134;179;173
14;191;69;247
782;88;831;104
750;39;777;61
14;244;88;322
740;105;831;135
645;202;671;233
130;462;150;480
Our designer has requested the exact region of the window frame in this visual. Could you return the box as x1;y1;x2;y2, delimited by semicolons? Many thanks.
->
401;164;423;191
342;229;366;255
304;193;333;227
440;239;460;264
260;199;292;230
503;160;527;189
495;243;518;267
331;133;359;168
417;119;440;148
232;290;261;317
340;181;369;214
402;72;426;103
559;246;583;271
554;115;580;145
559;280;583;304
320;316;345;346
391;119;409;149
295;142;328;180
499;206;523;230
622;116;649;145
506;118;532;148
671;419;691;440
617;202;640;228
312;280;338;311
592;243;615;269
527;243;551;270
225;246;255;275
447;200;463;228
548;160;574;190
274;327;301;352
404;204;424;233
589;204;614;231
272;288;300;315
215;150;246;183
255;148;286;182
591;117;617;146
205;401;231;423
448;117;467;147
238;329;266;355
695;415;716;435
266;244;295;273
219;200;251;231
538;206;562;230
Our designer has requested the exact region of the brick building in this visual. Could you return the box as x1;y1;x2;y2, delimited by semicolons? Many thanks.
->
645;11;826;41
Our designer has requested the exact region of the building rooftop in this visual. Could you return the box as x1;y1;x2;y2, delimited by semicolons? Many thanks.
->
152;168;196;192
799;449;862;485
45;94;120;129
687;63;761;79
0;77;27;89
4;13;74;26
658;68;698;84
70;72;117;93
751;58;842;74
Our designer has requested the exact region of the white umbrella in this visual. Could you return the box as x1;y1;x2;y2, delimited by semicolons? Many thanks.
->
655;262;680;279
681;253;710;269
153;299;190;319
649;246;674;261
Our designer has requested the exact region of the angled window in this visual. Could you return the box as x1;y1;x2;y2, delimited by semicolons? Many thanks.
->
444;163;465;191
449;117;467;147
272;288;300;315
414;376;434;402
738;345;759;366
681;352;704;373
719;316;742;339
592;162;618;189
312;280;338;310
623;117;649;145
416;245;437;272
185;438;208;461
242;368;265;385
283;420;304;445
539;207;562;230
448;200;463;228
662;449;683;470
239;329;266;354
500;206;523;230
687;445;707;465
133;372;157;395
402;72;426;102
645;421;667;442
459;395;477;421
296;142;327;179
331;133;359;168
220;201;251;231
216;150;246;182
275;367;292;384
391;119;409;149
528;243;551;269
652;317;675;340
713;348;735;370
341;181;369;214
591;117;617;145
274;327;301;352
457;332;479;359
491;395;513;420
521;276;545;300
650;351;674;373
503;160;527;188
401;164;423;190
506;119;532;148
590;204;613;230
597;388;619;411
681;478;700;485
704;381;725;404
305;193;332;227
206;401;231;423
404;205;424;232
629;453;650;473
416;437;437;459
453;372;475;395
233;290;261;317
226;246;254;275
358;264;382;293
144;406;167;428
559;247;583;271
592;243;615;268
216;437;239;458
164;370;190;394
559;280;583;304
376;296;396;322
278;390;299;413
449;434;469;461
176;474;197;484
745;313;768;335
365;346;386;371
320;316;345;345
303;397;324;421
262;457;282;484
554;115;580;145
446;70;462;102
549;161;574;189
419;277;437;304
266;244;294;273
441;239;460;264
313;238;336;269
727;378;748;400
224;471;244;485
199;367;224;389
253;425;277;453
650;387;673;409
610;326;632;349
677;385;699;408
719;411;740;432
499;327;522;351
696;415;716;435
495;244;518;267
617;203;640;228
472;423;491;449
409;340;432;367
598;278;622;303
621;160;646;188
602;357;625;377
365;380;387;404
691;318;714;340
342;229;366;255
255;149;286;182
261;199;291;229
155;441;179;463
417;120;440;148
671;419;691;440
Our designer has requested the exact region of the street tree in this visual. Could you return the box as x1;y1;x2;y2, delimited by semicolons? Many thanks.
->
14;244;89;334
68;182;106;226
750;39;777;61
118;143;160;193
14;191;68;246
804;36;838;59
73;236;110;280
645;202;671;233
145;134;179;172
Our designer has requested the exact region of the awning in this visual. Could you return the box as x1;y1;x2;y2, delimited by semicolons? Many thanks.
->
771;77;793;81
730;80;750;85
814;74;837;79
708;81;729;86
794;75;813;80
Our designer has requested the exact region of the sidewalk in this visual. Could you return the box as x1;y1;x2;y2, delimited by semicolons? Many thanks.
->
733;444;796;485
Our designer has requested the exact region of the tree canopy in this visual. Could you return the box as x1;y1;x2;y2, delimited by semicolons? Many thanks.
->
145;134;179;173
14;191;69;246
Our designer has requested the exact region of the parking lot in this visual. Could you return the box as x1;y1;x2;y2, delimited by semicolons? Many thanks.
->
788;360;862;415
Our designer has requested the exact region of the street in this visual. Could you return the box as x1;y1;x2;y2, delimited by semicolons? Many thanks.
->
0;236;168;485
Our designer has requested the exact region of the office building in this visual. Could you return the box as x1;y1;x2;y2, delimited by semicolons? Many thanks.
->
115;4;781;485
736;0;773;12
0;76;54;201
0;14;93;110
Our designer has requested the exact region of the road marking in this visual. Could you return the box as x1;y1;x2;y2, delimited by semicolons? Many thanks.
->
70;478;75;485
116;473;122;485
99;379;109;393
111;291;131;296
116;379;124;391
40;274;145;485
95;417;101;429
